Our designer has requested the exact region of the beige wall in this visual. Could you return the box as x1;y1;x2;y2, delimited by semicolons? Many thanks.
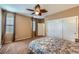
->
15;14;32;41
46;6;79;38
46;6;79;20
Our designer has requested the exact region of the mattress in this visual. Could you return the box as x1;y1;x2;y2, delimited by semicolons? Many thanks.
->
28;37;79;54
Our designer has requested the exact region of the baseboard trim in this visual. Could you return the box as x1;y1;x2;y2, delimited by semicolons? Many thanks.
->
15;37;32;42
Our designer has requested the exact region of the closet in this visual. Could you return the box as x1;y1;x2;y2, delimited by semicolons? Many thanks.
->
46;16;78;42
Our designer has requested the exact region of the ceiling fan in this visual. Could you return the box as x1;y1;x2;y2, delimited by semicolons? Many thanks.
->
26;4;48;16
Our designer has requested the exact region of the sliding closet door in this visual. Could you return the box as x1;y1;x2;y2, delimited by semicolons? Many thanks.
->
46;16;78;42
46;20;55;37
46;19;62;39
54;19;62;39
4;13;14;43
62;16;78;42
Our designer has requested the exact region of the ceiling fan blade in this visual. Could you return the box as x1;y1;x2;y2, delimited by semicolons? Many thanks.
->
31;12;35;15
27;9;34;11
40;9;48;13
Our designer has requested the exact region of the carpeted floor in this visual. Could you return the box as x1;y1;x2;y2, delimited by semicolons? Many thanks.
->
0;38;34;54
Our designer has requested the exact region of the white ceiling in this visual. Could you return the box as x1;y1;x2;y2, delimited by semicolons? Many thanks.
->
0;4;79;18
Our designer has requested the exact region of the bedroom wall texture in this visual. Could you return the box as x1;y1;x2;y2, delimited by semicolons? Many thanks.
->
46;6;79;39
15;14;32;41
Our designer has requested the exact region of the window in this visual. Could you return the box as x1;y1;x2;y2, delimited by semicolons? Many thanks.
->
4;12;15;43
5;13;14;33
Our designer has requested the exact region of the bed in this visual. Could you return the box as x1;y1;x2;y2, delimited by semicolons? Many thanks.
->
27;37;79;54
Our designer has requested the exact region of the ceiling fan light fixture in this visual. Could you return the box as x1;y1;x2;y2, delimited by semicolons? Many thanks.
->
35;11;39;15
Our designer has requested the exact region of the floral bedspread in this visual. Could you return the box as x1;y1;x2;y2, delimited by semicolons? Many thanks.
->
28;37;79;54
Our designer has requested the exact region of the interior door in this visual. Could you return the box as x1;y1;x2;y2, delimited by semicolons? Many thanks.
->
62;16;78;42
4;13;14;43
38;23;45;36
